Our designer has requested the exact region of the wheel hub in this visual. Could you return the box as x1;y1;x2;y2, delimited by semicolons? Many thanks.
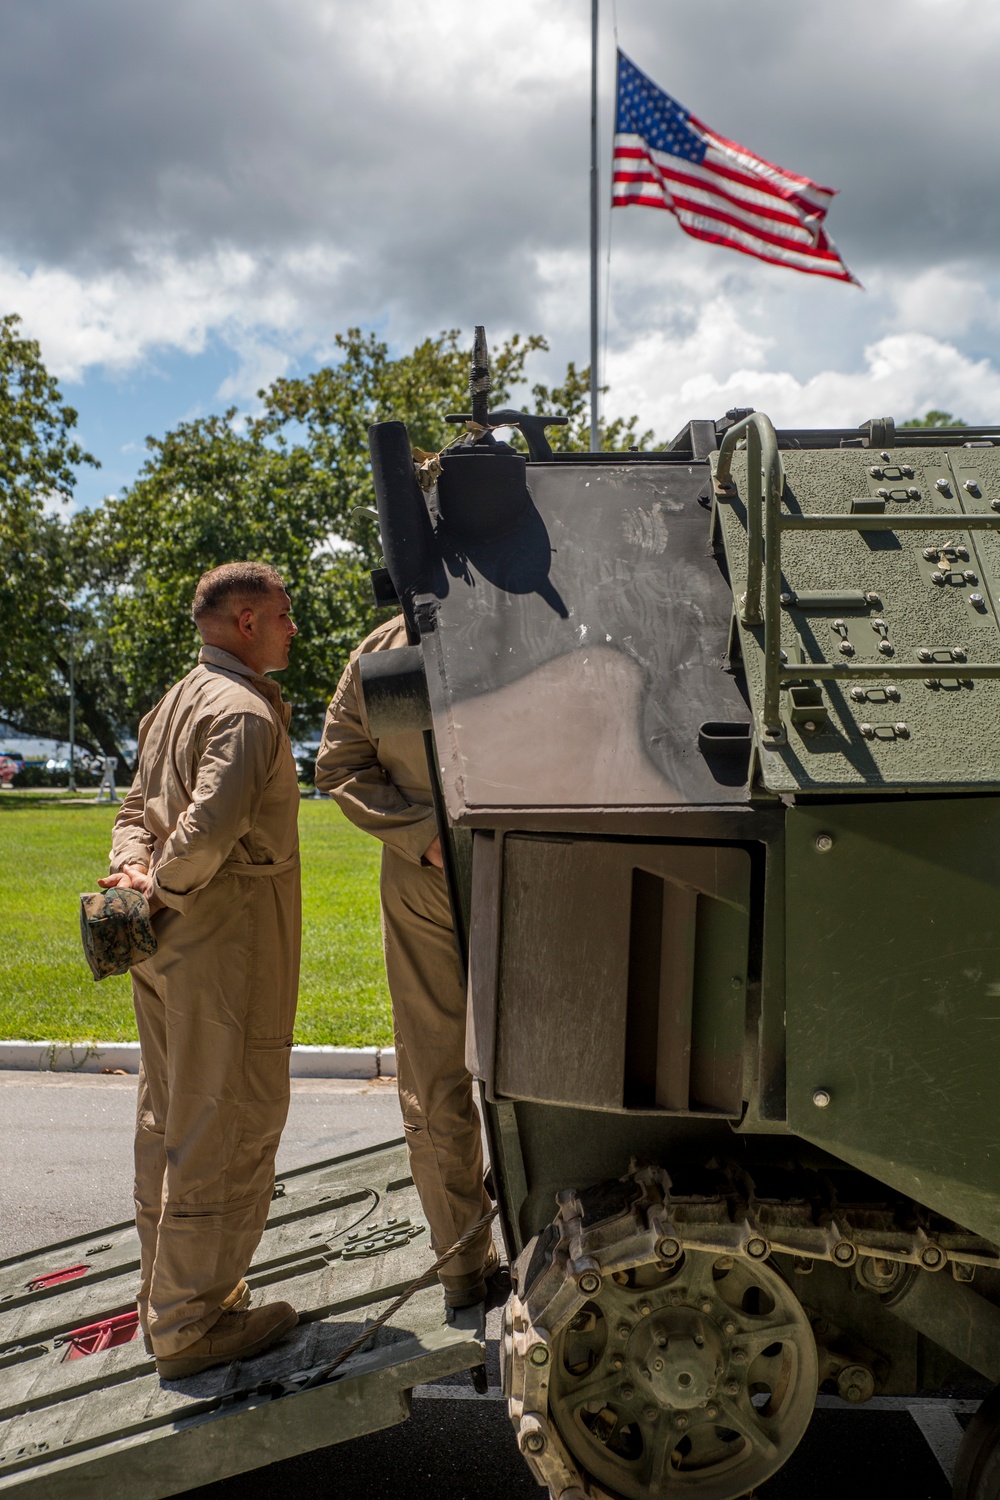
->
630;1308;725;1411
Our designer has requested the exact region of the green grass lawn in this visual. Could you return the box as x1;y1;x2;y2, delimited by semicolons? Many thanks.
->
0;791;392;1046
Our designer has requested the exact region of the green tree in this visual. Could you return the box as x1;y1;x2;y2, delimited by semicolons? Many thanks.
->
98;327;658;739
902;410;967;428
0;315;129;762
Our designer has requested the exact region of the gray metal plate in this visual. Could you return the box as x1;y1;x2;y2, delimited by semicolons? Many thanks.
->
0;1141;485;1498
422;460;751;817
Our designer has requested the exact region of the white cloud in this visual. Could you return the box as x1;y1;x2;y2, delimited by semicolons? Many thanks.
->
0;241;353;384
607;326;1000;435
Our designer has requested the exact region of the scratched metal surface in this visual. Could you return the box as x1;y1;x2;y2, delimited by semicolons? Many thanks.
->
423;459;752;815
0;1142;484;1498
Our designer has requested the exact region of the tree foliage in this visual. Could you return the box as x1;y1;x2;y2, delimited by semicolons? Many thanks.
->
0;315;127;759
529;360;656;451
3;323;658;747
902;409;967;428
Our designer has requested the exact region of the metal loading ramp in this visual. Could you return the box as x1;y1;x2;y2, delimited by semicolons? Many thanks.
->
0;1140;487;1498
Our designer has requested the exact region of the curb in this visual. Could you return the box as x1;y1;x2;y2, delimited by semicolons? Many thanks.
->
0;1040;397;1080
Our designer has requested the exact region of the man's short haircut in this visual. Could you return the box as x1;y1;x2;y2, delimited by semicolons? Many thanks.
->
191;562;286;622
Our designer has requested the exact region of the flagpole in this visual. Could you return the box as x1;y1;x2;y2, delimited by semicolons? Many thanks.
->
589;0;599;452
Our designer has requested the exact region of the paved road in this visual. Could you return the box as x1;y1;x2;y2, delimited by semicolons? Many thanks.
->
0;1071;974;1498
0;1069;402;1261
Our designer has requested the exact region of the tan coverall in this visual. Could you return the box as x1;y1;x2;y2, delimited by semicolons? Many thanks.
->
110;645;301;1357
315;615;492;1281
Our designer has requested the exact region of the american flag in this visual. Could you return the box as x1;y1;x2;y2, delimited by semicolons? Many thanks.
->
612;51;858;286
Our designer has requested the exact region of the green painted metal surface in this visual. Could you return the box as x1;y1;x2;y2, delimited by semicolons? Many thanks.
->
0;1141;485;1498
715;444;1000;791
785;800;1000;1242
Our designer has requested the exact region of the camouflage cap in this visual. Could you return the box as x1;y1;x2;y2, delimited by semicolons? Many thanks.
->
79;887;158;981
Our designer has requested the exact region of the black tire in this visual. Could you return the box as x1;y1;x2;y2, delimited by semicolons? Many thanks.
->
954;1385;1000;1499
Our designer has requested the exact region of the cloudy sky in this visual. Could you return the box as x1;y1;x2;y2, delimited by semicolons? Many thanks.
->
3;0;1000;507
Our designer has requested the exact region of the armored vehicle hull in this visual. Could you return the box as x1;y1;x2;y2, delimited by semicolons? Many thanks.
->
364;394;1000;1498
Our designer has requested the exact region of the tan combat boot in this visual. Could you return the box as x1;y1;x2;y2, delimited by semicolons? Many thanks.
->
441;1241;502;1310
140;1279;251;1355
155;1301;298;1379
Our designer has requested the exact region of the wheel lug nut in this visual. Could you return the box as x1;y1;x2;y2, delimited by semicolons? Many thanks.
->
723;1320;736;1335
700;1299;713;1314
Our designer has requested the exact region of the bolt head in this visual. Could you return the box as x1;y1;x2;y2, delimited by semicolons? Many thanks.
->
619;1384;634;1400
657;1237;681;1261
971;593;985;605
529;1344;550;1366
878;641;894;655
706;1404;719;1419
611;1355;625;1370
992;498;1000;512
578;1270;601;1295
644;1405;659;1422
522;1431;546;1455
617;1321;631;1337
638;1301;652;1317
700;1299;713;1314
653;1357;664;1372
813;1088;832;1108
815;833;833;853
746;1237;768;1259
850;687;866;702
674;1414;689;1430
723;1320;737;1336
731;1348;747;1364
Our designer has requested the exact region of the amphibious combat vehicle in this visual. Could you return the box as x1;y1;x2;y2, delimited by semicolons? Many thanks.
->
4;330;1000;1498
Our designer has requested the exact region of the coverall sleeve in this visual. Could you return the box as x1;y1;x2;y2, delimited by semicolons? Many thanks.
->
315;659;437;865
151;711;275;913
109;774;155;873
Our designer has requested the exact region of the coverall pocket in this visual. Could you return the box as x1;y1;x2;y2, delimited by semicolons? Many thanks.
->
246;1037;293;1102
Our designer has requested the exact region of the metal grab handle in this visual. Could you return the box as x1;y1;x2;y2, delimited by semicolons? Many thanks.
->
715;414;785;729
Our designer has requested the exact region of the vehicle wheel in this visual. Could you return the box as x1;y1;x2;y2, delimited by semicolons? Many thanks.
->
506;1203;817;1499
954;1384;1000;1499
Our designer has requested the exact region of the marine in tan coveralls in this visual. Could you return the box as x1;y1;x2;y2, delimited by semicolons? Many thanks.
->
102;563;301;1378
315;614;496;1304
